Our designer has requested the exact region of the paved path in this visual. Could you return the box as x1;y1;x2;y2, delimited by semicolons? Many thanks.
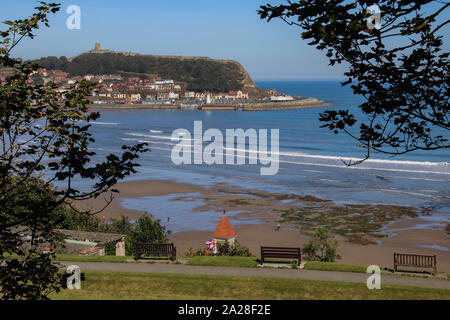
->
60;262;450;290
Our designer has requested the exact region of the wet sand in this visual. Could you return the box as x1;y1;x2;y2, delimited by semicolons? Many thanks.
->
79;179;450;271
76;179;206;220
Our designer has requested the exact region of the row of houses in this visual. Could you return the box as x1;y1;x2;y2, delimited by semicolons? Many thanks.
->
92;76;250;104
92;91;181;104
92;90;250;105
5;67;253;105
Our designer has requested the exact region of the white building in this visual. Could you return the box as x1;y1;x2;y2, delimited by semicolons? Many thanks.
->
185;91;196;98
128;93;141;101
168;92;179;100
270;95;294;102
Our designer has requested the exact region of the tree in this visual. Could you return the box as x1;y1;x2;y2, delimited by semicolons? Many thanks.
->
216;240;252;257
0;2;148;299
52;211;170;257
34;53;245;93
125;215;171;256
259;1;449;164
302;228;342;262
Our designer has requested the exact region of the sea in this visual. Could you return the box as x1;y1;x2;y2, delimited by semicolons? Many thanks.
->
83;80;449;231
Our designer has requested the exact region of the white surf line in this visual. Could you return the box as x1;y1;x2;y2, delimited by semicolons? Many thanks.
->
90;121;121;125
377;188;444;199
220;146;450;175
120;137;176;146
367;174;449;183
279;150;449;167
121;135;450;175
278;158;450;175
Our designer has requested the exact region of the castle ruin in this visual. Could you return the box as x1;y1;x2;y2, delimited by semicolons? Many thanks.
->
87;43;139;56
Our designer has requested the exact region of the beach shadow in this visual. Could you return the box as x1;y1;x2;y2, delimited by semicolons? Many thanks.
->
137;255;173;261
257;258;298;268
383;267;436;276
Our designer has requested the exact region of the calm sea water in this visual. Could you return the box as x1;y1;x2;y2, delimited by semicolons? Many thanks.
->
84;80;449;228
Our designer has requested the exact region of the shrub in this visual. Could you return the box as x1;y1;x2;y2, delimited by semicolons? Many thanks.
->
185;247;207;257
216;240;252;257
302;228;342;262
54;208;111;233
104;242;116;256
56;211;170;256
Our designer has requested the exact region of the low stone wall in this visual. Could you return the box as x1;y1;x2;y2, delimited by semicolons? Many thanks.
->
243;99;333;111
201;106;236;111
90;98;333;111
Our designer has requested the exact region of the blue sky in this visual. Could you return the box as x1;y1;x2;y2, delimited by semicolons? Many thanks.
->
3;1;447;80
1;0;348;80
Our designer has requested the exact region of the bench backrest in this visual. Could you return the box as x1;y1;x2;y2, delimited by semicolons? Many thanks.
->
261;246;301;256
394;253;436;267
136;243;175;255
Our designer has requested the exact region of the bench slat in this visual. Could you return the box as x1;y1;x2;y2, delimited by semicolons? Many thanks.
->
393;253;437;275
261;248;300;250
261;246;301;265
135;243;176;261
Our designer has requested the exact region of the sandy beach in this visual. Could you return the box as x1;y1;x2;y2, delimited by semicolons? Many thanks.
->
78;179;450;271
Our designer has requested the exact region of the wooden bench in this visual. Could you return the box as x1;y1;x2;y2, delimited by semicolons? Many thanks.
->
261;246;301;265
135;243;176;261
394;253;437;275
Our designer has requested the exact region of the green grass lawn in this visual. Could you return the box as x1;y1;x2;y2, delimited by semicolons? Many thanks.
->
185;256;368;273
54;255;134;263
10;254;444;278
9;254;447;278
52;254;366;273
186;256;258;268
55;254;176;262
50;271;450;300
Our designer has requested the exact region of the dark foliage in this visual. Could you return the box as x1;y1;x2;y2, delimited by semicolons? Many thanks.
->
33;53;245;92
302;228;342;262
216;240;253;257
122;215;170;256
259;1;449;163
55;211;170;256
0;2;148;299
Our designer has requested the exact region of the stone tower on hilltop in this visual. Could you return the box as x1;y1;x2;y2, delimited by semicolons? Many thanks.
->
89;43;108;54
85;43;139;56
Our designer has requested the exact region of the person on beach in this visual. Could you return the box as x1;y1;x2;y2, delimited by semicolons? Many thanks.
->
276;223;280;231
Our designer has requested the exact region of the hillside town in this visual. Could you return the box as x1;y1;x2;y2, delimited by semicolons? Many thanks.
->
1;66;298;109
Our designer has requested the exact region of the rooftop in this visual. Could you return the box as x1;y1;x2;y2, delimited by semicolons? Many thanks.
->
212;213;237;239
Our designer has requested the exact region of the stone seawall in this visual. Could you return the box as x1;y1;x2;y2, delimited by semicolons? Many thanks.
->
90;98;333;111
243;98;332;111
